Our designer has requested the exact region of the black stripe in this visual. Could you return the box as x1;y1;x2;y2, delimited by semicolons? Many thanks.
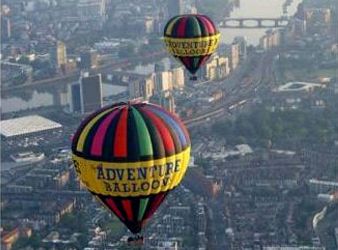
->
82;112;112;155
171;17;183;37
72;149;188;163
196;16;209;36
163;15;180;36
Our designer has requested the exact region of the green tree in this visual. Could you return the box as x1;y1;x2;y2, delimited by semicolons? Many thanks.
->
17;56;30;65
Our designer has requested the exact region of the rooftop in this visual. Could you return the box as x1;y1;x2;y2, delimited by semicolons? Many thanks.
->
274;82;325;92
0;115;62;138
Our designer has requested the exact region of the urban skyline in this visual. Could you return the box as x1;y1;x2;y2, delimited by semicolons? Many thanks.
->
1;0;337;249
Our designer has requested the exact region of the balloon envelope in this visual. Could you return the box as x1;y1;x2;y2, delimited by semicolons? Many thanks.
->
71;102;191;233
163;14;221;77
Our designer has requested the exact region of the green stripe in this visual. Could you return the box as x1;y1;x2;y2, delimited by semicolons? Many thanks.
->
192;57;199;68
196;16;208;36
138;198;149;221
186;16;201;38
131;107;153;156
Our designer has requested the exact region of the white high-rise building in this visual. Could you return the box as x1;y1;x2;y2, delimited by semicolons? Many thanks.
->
171;67;185;89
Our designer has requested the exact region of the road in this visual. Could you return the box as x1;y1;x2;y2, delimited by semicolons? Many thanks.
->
184;50;278;128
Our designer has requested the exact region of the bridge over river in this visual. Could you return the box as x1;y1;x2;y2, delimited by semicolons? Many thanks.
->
219;17;289;29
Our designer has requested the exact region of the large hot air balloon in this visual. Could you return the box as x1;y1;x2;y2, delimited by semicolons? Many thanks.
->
163;14;221;80
71;102;190;236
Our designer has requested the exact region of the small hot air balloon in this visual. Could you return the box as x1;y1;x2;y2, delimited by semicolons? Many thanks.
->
163;14;221;80
71;102;191;238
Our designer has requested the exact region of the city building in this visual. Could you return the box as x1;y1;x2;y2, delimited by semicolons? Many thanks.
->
0;115;62;139
171;67;185;89
49;41;67;69
150;90;175;113
259;30;281;50
292;18;307;37
144;16;155;34
128;74;155;100
10;152;45;163
233;36;247;61
155;71;173;92
203;55;230;80
77;0;107;23
308;179;338;193
1;61;33;84
263;247;325;250
226;43;240;70
274;82;325;93
68;82;82;113
1;17;11;41
167;0;183;18
79;50;99;69
80;73;103;113
142;75;155;99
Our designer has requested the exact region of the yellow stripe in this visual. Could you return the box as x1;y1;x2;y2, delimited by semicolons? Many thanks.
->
164;33;221;57
165;16;182;35
76;108;115;152
72;147;191;197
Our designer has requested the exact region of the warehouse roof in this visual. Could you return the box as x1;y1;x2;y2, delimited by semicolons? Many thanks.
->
0;115;62;138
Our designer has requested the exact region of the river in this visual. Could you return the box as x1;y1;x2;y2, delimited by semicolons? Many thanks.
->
1;0;303;114
220;0;303;45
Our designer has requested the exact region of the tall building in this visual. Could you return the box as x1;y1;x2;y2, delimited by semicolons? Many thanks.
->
128;74;155;100
229;43;240;70
68;83;82;113
142;75;155;99
144;17;155;34
203;55;230;80
155;71;173;92
80;50;98;69
233;36;247;61
150;91;175;113
259;30;280;50
171;67;185;89
1;17;11;41
217;56;230;78
50;41;67;69
80;73;103;113
167;0;183;18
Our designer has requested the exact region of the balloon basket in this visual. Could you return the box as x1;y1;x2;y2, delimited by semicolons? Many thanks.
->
190;76;198;81
127;235;144;247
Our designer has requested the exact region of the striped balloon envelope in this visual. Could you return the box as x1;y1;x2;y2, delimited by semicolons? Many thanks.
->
71;102;191;234
163;14;221;80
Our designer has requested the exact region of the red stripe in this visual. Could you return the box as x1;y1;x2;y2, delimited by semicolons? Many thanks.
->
144;193;166;220
121;200;133;221
198;55;211;68
142;109;175;153
106;198;125;221
177;17;188;38
73;105;118;150
200;15;216;34
179;57;192;70
149;104;190;144
113;108;128;157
